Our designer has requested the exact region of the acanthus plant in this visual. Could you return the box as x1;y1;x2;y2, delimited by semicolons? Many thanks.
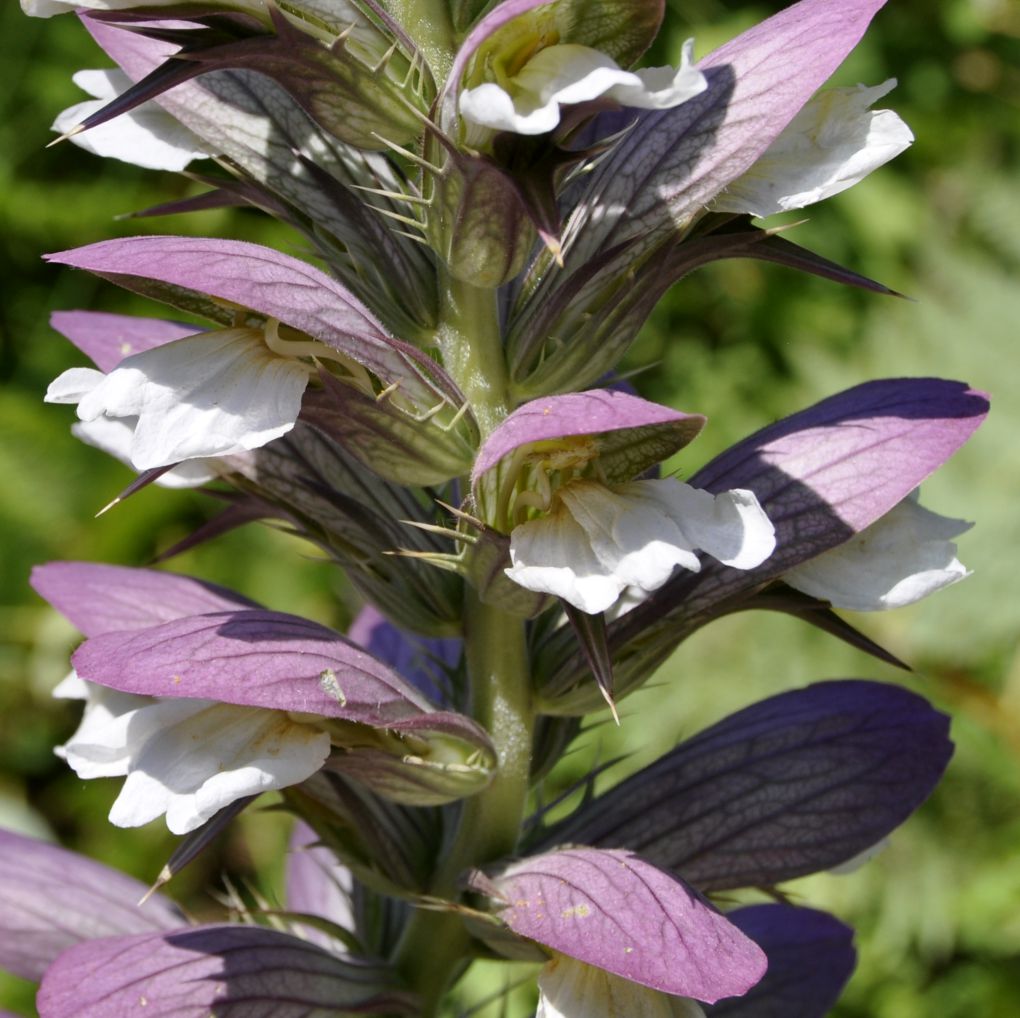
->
5;0;988;1015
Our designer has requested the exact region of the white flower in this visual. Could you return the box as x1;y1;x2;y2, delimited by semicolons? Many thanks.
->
538;955;705;1018
53;673;150;778
57;678;330;835
506;477;775;614
52;69;212;171
784;493;971;611
460;40;706;136
45;325;316;471
713;80;913;218
72;416;224;488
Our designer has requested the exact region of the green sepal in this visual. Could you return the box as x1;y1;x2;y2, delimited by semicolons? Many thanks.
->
232;423;464;636
184;5;428;150
303;371;478;487
323;718;497;806
284;773;441;899
465;527;551;617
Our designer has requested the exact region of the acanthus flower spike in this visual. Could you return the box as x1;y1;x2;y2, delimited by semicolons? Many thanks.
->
17;0;986;1014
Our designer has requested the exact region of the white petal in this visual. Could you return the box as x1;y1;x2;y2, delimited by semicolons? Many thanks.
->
606;40;707;110
516;45;643;106
74;328;312;469
52;69;212;172
632;479;776;570
53;103;209;173
107;701;331;834
58;684;153;779
784;496;972;611
459;82;563;135
506;476;774;614
72;417;223;488
460;42;706;136
45;366;105;405
507;502;625;614
52;670;88;700
714;80;914;218
559;480;701;590
506;477;726;614
538;956;706;1018
70;68;127;101
20;0;77;15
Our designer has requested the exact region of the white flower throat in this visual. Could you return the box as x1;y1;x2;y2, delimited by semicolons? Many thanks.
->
501;436;605;524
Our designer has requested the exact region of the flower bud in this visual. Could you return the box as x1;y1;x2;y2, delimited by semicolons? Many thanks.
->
425;152;536;287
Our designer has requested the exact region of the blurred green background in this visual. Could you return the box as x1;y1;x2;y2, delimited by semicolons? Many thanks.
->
1;1;1018;1014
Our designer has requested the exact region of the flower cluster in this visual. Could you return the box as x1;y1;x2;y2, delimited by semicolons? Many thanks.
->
4;0;987;1016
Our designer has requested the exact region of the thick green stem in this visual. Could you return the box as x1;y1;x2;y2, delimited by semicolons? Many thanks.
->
395;597;533;1015
435;271;511;437
394;196;525;1015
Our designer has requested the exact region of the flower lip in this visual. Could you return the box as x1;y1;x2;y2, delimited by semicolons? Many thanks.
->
459;40;706;136
442;0;669;133
505;477;776;614
52;67;211;171
711;78;914;219
536;955;707;1018
46;324;315;470
783;492;972;611
58;688;331;835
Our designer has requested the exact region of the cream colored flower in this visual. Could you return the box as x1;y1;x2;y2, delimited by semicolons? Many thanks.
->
538;954;706;1018
784;492;970;611
46;324;317;471
713;79;913;218
57;677;330;835
460;40;705;136
507;477;775;614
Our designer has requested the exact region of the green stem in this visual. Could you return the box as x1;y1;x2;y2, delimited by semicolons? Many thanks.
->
436;271;511;437
394;196;524;1016
395;597;533;1015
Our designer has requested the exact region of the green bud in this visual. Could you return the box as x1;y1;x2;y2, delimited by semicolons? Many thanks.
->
425;152;535;288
